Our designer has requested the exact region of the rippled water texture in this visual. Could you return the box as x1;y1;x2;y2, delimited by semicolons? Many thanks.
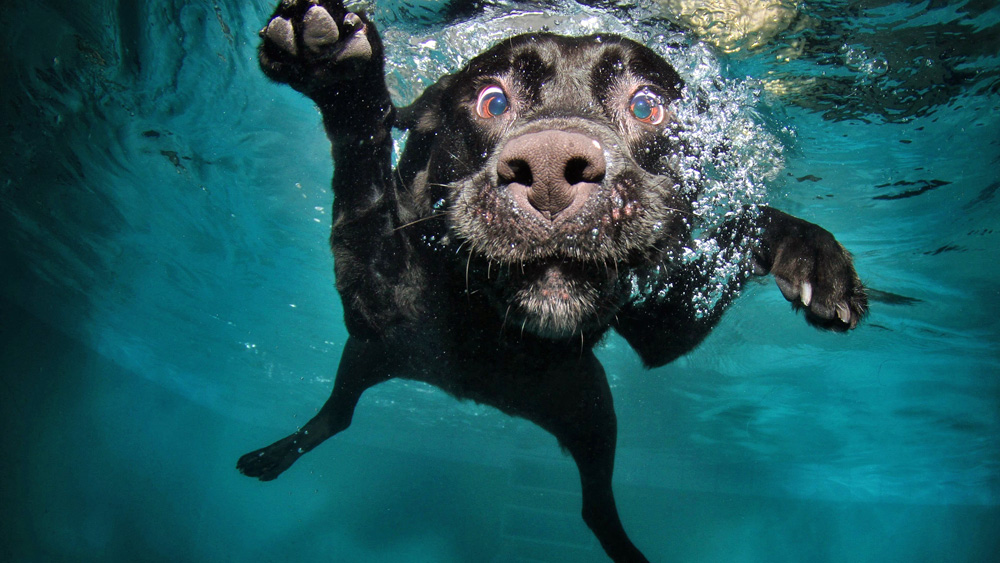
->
1;1;998;561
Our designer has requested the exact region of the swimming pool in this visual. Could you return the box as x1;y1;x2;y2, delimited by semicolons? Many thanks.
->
1;0;997;561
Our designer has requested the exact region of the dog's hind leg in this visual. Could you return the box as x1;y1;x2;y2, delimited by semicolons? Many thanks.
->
564;366;650;563
512;352;650;563
237;337;393;481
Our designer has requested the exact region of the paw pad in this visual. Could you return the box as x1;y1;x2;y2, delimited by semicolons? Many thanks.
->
265;17;296;55
303;6;339;53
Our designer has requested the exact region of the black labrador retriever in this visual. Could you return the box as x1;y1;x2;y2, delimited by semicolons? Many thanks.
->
238;2;868;561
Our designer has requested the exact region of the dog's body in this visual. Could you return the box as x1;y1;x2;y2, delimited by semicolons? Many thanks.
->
238;2;868;561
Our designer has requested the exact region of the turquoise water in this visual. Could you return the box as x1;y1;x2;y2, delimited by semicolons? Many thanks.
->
1;0;998;561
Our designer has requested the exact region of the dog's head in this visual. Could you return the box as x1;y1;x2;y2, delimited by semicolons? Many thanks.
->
401;33;692;338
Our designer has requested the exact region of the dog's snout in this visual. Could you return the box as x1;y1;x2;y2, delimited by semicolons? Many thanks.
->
497;131;606;220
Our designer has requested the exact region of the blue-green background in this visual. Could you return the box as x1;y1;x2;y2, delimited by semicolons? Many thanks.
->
2;1;998;561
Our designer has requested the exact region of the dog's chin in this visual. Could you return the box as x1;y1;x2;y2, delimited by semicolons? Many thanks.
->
504;262;612;339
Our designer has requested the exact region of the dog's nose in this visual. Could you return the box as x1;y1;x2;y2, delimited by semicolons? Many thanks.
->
497;130;606;220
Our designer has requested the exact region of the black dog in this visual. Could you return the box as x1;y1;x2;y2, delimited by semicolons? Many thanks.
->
238;2;867;561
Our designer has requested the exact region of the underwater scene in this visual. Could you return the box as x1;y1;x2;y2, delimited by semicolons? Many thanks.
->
1;0;998;561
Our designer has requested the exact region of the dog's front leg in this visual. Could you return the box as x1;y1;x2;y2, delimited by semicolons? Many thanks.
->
259;0;416;338
616;205;868;367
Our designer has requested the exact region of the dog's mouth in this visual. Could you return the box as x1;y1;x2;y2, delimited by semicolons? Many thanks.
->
486;257;621;339
446;167;687;338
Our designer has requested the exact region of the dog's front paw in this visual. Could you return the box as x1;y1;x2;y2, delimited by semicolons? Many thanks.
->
259;0;375;91
757;209;868;330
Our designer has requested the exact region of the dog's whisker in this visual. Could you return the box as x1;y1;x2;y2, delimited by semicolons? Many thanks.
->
465;244;475;294
394;165;407;189
392;213;446;232
500;302;513;340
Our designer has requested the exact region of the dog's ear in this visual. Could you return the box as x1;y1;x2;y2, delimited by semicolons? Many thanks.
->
396;74;457;133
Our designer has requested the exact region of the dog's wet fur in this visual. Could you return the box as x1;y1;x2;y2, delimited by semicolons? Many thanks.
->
238;2;868;561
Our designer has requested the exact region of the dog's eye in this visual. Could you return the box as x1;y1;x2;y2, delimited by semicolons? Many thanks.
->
629;89;666;125
476;85;509;119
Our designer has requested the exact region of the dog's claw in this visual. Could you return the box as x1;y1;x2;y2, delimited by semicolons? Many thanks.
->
800;281;812;307
836;302;851;324
344;12;363;30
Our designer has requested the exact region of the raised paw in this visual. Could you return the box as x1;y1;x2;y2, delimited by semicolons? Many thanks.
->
757;209;868;331
258;0;377;92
